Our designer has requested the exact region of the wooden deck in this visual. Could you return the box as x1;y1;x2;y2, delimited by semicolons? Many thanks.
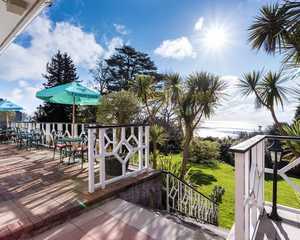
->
0;144;157;239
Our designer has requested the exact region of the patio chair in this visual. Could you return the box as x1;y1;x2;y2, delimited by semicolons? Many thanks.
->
28;130;42;149
16;129;27;148
71;134;88;169
53;133;70;163
0;129;9;143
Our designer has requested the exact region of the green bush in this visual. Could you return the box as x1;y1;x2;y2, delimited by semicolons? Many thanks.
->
209;185;225;204
157;155;191;182
189;139;220;165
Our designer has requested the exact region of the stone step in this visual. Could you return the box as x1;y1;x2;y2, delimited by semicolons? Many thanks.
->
31;198;217;240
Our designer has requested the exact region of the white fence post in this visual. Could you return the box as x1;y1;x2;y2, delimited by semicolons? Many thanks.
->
73;124;78;137
57;123;63;134
88;128;95;193
145;125;150;168
138;126;143;170
45;123;51;145
235;152;247;240
99;128;106;189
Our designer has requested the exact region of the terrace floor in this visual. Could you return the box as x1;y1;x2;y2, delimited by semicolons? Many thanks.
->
255;205;300;240
0;144;157;239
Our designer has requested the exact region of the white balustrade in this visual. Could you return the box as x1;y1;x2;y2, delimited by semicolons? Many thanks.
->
87;124;150;193
230;135;300;240
12;121;87;147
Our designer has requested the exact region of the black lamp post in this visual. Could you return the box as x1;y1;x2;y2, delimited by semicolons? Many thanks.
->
268;139;283;221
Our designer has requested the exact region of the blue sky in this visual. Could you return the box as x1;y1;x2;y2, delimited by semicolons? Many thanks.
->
0;0;296;127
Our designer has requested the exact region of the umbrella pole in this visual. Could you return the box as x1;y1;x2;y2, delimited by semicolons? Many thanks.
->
6;113;9;128
72;96;75;136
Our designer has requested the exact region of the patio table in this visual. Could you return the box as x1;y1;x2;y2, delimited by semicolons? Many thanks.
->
62;137;82;143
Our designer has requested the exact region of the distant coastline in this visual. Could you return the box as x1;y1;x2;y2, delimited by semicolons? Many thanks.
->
196;120;268;138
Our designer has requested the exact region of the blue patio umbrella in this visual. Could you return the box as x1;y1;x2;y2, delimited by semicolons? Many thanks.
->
36;81;101;128
0;100;23;127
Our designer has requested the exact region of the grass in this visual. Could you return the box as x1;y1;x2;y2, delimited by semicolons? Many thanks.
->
168;154;300;229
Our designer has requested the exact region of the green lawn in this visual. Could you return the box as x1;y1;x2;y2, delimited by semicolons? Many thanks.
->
169;154;300;229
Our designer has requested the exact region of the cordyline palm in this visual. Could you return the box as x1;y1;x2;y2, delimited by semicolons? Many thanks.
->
239;70;289;129
163;73;183;133
131;74;164;169
178;72;226;179
249;1;300;67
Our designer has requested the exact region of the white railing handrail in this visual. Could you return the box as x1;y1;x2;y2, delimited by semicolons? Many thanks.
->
230;134;300;240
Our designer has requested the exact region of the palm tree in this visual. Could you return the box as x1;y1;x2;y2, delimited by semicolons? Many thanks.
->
163;73;183;133
131;74;164;169
177;72;226;179
239;70;289;129
248;1;300;67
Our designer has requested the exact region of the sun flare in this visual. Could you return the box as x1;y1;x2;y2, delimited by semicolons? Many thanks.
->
203;26;228;51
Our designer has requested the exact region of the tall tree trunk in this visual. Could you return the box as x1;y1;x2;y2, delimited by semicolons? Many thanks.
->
180;126;193;179
270;107;282;132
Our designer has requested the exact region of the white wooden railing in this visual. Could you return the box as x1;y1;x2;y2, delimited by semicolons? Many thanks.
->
10;122;87;146
87;124;150;193
230;135;300;240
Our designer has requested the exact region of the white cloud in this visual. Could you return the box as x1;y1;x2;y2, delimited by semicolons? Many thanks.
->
104;37;124;59
0;14;124;114
194;17;204;32
113;24;128;35
154;37;196;60
0;15;118;82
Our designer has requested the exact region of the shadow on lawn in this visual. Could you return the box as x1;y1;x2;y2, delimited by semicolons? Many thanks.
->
189;169;217;186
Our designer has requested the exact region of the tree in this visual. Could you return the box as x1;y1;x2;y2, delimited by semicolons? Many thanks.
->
96;90;139;125
248;1;300;67
34;51;79;122
176;72;226;178
104;45;158;92
130;75;164;169
239;70;289;130
89;59;110;95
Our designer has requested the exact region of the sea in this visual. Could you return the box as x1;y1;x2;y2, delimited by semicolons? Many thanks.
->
195;120;267;139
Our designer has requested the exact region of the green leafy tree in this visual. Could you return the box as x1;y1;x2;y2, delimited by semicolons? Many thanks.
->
130;74;164;169
239;70;289;129
248;1;300;67
96;90;139;125
34;51;78;122
282;120;300;160
104;45;158;92
176;72;226;179
89;59;110;95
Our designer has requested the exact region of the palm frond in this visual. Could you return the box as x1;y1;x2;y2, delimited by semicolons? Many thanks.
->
260;71;290;109
238;71;262;96
248;3;290;54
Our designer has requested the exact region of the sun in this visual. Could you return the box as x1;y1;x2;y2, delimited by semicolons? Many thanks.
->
203;26;228;51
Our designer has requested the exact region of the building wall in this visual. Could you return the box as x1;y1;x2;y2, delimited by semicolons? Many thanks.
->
118;171;163;210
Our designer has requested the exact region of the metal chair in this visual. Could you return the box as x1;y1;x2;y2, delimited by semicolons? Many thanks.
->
71;134;88;169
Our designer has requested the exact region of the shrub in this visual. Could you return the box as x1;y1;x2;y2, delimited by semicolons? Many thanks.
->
209;185;225;204
155;118;183;154
189;138;220;165
157;155;191;182
217;137;235;165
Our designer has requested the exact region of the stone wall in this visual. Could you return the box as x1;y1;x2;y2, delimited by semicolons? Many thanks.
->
118;171;163;210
